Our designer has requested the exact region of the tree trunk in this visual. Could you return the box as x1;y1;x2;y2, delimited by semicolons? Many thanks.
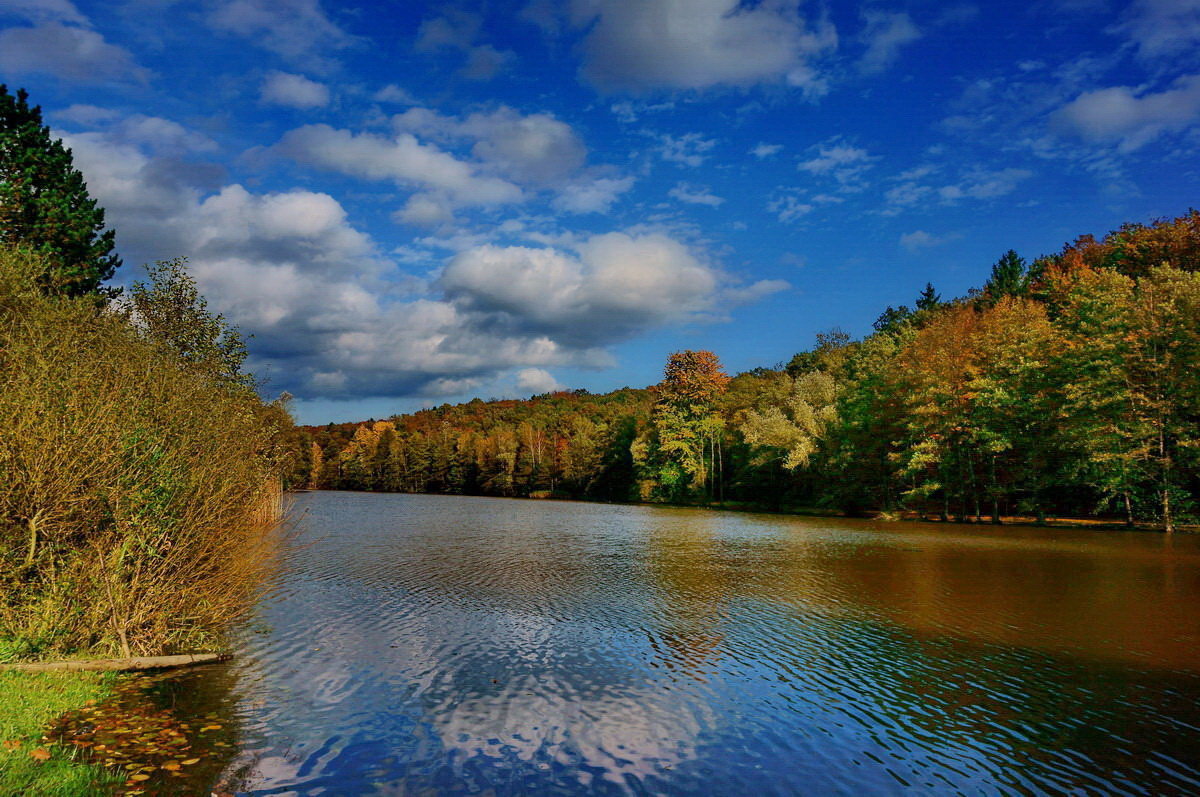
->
2;653;229;672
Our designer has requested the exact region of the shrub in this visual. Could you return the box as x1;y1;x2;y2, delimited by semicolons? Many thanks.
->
0;246;287;659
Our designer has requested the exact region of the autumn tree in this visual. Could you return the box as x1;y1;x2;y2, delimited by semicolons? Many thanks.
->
125;258;251;388
648;350;730;499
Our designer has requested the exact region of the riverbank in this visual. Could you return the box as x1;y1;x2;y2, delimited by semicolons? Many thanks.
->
313;488;1196;533
0;671;121;795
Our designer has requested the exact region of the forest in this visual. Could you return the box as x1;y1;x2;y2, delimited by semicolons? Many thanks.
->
300;209;1200;531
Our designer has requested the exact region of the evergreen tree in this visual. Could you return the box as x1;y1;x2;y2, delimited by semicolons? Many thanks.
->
916;282;941;311
984;250;1027;300
0;85;120;295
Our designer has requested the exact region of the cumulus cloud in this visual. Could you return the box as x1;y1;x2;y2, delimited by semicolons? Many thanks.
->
396;107;587;185
0;23;149;83
261;71;330;109
516;368;564;394
1051;74;1200;151
279;108;630;225
439;233;723;345
275;124;524;209
570;0;837;93
61;117;771;402
207;0;353;67
858;11;921;74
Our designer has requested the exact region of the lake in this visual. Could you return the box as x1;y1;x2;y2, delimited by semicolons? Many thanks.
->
198;491;1200;794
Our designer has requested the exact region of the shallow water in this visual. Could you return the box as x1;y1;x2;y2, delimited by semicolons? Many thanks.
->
201;492;1200;795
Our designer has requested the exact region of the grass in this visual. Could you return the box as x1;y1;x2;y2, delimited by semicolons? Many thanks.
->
0;671;123;795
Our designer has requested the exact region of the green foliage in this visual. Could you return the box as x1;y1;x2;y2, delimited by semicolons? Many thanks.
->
0;86;120;297
983;249;1027;302
124;258;252;388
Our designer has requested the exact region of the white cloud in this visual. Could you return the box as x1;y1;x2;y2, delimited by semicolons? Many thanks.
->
439;233;721;343
373;84;416;105
668;183;724;207
395;107;587;185
551;175;635;214
769;194;814;223
260;71;330;109
858;10;921;74
207;0;352;67
656;132;717;167
516;368;564;394
0;0;87;26
54;103;120;125
275;124;524;211
63;118;774;403
0;23;148;83
570;0;837;92
415;11;480;52
899;230;954;251
389;106;629;216
414;11;514;81
884;166;1033;215
461;44;514;80
1114;0;1200;62
750;142;782;158
1051;74;1200;151
798;139;876;185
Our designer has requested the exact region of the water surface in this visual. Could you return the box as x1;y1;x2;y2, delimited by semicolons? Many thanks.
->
204;492;1200;794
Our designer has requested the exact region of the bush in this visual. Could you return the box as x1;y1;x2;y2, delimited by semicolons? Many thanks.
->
0;246;287;659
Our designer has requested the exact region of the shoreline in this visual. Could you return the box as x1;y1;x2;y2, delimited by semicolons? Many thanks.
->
298;488;1195;534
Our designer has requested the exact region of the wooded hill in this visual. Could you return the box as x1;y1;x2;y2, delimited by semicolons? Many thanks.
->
297;209;1200;530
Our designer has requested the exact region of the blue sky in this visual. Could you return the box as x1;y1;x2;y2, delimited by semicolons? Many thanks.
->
2;0;1197;423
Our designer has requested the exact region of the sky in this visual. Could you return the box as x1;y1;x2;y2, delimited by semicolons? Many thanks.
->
1;0;1198;424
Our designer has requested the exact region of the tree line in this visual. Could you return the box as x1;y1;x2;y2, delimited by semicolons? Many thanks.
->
300;209;1200;531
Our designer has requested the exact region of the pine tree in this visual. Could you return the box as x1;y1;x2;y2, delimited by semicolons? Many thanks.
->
984;250;1027;301
0;85;120;296
916;282;941;311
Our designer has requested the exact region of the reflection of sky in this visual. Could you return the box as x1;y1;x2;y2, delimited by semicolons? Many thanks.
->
215;492;1200;795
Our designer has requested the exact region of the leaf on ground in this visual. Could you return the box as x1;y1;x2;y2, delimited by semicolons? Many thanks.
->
29;747;51;761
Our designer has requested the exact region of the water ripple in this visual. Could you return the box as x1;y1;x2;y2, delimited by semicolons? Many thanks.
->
192;492;1200;796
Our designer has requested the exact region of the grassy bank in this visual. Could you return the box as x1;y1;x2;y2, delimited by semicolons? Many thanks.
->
0;671;120;795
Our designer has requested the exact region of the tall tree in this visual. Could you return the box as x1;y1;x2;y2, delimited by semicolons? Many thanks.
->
650;350;730;498
984;250;1027;301
0;85;120;295
915;282;941;311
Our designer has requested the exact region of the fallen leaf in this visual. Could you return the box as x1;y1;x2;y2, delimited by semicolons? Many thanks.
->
29;747;51;762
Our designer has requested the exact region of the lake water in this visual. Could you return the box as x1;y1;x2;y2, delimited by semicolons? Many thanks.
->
201;491;1200;795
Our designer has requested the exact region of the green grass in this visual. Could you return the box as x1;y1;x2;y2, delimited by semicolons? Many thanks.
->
0;671;123;795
